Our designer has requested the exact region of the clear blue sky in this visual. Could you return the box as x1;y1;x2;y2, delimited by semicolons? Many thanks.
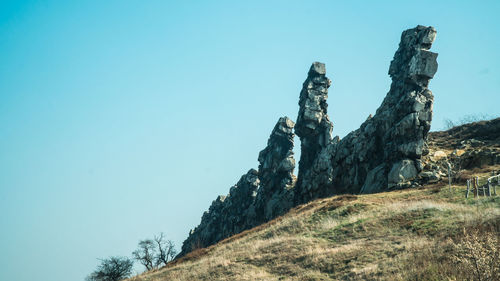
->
0;1;499;280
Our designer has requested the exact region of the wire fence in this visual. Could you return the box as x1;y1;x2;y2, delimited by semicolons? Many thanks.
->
465;171;499;198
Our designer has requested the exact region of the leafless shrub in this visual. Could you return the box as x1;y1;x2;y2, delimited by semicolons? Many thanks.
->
133;233;177;271
450;230;500;281
86;256;133;281
132;239;157;271
443;114;498;130
444;118;456;130
154;232;177;266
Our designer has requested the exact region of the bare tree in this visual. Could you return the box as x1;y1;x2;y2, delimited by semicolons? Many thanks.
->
132;233;177;271
154;232;177;266
132;239;157;271
86;256;133;281
444;118;456;130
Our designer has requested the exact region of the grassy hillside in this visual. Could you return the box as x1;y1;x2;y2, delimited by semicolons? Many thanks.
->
128;166;500;281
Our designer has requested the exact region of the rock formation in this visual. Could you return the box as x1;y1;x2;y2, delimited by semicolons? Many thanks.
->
421;118;500;182
179;117;297;256
179;169;259;256
295;62;333;188
295;25;438;202
179;25;440;257
253;117;296;223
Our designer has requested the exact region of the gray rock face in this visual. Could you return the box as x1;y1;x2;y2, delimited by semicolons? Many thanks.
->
460;148;500;169
254;117;296;223
418;170;441;184
295;25;438;201
388;160;419;187
179;117;296;256
295;62;333;196
179;169;259;256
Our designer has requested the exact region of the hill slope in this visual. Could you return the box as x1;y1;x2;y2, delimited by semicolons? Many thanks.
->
129;173;499;280
127;120;500;280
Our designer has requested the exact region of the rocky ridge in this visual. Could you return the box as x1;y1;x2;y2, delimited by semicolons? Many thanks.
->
420;118;500;184
179;25;440;256
295;25;438;201
180;117;297;255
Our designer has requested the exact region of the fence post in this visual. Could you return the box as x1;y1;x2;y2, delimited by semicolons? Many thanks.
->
473;177;477;198
447;162;452;192
487;180;491;196
495;176;498;196
478;177;483;197
466;179;470;198
479;177;484;197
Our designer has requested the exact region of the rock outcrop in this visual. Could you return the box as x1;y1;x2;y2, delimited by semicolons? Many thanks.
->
179;117;297;256
180;25;440;257
253;117;296;224
421;118;500;181
179;169;259;255
429;118;500;147
295;25;438;202
295;62;333;188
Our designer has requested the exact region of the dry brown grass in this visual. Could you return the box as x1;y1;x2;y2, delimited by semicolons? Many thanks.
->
127;181;500;281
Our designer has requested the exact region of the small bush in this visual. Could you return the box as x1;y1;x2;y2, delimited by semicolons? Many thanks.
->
451;230;500;280
86;256;133;281
443;114;497;130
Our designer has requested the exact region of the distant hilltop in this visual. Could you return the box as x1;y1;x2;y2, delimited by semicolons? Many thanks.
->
179;25;441;257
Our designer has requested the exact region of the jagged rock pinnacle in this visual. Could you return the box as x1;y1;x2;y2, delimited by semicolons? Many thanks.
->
253;117;296;223
295;62;333;192
295;25;438;202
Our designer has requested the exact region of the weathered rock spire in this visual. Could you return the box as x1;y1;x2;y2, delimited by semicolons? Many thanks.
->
295;62;333;189
253;117;296;223
295;25;438;202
